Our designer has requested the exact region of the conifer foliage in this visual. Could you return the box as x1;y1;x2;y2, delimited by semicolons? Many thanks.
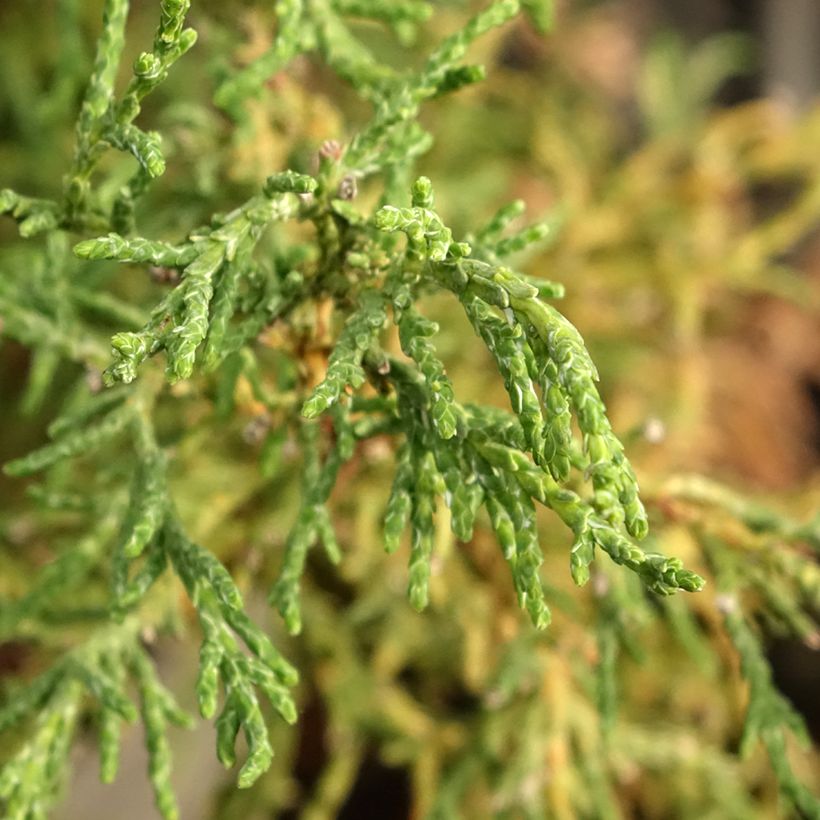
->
1;1;818;818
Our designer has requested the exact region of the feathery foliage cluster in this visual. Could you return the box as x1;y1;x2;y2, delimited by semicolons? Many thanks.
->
0;0;818;817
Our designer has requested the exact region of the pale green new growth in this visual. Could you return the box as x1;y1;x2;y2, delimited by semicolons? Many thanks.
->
302;291;387;418
397;308;458;439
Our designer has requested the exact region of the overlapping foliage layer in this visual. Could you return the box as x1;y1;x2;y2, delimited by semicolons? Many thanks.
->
0;0;818;817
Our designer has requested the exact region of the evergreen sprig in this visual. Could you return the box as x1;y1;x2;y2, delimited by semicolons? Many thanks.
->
74;173;313;384
164;518;299;787
0;622;191;820
2;0;816;815
720;597;820;818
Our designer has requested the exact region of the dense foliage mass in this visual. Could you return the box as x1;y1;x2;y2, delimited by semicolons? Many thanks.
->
0;1;818;818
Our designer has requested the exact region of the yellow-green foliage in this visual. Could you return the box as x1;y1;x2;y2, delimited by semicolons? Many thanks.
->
0;1;818;818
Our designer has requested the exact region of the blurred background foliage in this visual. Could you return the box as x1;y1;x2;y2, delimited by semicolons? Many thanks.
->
1;0;819;817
